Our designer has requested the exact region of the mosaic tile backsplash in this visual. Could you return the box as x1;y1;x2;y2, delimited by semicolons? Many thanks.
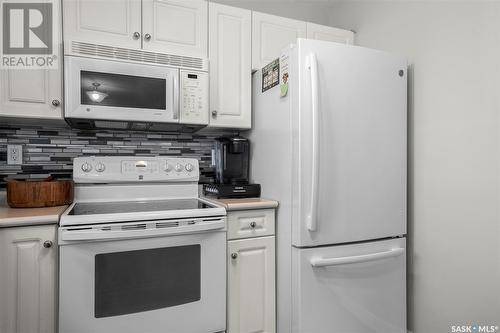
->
0;124;222;188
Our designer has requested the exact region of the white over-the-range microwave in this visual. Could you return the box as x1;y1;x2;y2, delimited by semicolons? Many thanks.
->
64;41;209;132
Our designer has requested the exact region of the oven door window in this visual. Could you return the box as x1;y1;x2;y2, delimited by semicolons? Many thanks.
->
81;71;166;110
94;245;200;318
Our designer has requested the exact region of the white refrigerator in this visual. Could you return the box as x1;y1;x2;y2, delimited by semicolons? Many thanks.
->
249;39;407;333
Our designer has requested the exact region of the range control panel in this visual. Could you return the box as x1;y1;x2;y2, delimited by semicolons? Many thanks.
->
179;70;208;125
73;157;199;183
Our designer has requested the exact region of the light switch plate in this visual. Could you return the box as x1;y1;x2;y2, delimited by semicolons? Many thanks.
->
7;144;23;165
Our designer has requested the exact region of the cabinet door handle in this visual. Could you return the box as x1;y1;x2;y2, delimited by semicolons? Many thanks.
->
144;33;151;41
133;31;141;40
43;240;53;248
249;221;257;228
211;110;217;118
231;253;238;259
51;99;60;107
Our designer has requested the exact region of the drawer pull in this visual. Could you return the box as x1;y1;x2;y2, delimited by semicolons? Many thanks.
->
231;253;238;259
310;248;404;267
249;221;257;228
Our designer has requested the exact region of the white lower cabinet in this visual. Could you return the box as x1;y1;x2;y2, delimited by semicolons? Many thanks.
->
227;208;276;333
0;225;58;333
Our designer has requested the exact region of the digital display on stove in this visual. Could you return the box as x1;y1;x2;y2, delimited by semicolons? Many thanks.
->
121;160;159;174
68;199;214;216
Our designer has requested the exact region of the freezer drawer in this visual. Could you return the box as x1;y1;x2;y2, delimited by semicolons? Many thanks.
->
291;237;406;333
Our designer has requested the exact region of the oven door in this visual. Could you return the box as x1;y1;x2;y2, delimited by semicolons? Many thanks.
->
64;56;179;124
59;220;226;333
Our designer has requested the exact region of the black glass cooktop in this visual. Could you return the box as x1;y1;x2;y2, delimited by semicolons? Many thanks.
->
68;199;213;216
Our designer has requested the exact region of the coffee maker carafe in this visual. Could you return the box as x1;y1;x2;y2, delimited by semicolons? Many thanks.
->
204;136;261;198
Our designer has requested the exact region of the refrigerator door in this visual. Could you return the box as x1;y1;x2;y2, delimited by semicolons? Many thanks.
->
292;39;407;247
291;237;406;333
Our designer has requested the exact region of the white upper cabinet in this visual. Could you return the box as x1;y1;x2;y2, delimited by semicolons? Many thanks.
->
306;22;354;44
0;0;63;120
63;0;208;57
0;68;62;119
252;11;306;70
142;0;208;57
209;2;251;129
63;0;142;48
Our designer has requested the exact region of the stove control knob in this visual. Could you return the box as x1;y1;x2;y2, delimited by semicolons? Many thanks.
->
164;163;172;172
95;162;105;172
81;162;92;173
185;163;194;172
175;163;184;172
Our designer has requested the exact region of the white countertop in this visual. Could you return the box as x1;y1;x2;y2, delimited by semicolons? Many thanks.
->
0;191;68;228
202;196;279;211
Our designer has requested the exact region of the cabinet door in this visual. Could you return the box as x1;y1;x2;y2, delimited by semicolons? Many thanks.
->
252;11;306;70
228;236;276;333
208;3;251;129
0;67;62;120
62;0;142;48
142;0;208;58
0;225;57;333
0;0;63;120
306;22;355;44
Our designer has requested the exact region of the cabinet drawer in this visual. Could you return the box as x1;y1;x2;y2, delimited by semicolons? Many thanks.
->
227;209;275;240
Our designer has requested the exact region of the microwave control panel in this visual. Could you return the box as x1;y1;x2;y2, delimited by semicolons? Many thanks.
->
180;70;208;125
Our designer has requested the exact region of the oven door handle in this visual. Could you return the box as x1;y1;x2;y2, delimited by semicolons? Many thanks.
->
60;220;225;242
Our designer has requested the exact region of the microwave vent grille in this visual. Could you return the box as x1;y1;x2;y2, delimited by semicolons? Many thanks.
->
69;41;207;70
93;120;129;129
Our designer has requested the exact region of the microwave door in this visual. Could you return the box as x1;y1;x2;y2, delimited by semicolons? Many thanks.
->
64;56;179;124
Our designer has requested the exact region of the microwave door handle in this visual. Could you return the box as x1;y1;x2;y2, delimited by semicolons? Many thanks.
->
306;53;320;232
172;72;179;120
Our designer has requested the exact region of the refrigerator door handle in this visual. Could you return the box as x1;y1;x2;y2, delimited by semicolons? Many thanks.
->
306;53;320;232
310;248;404;267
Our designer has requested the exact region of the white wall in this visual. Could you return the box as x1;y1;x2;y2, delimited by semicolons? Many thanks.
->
329;2;500;332
209;0;331;25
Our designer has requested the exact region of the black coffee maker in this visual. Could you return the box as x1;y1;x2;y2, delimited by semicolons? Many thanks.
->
204;136;261;198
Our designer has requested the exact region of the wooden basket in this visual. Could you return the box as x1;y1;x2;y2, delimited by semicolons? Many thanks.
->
7;178;74;208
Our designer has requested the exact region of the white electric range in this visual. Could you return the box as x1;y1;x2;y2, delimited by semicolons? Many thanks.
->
59;156;226;333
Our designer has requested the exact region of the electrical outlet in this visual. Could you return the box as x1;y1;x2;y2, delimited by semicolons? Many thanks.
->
7;144;23;165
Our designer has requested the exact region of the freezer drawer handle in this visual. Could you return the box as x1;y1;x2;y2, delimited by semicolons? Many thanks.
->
306;52;320;232
310;248;404;267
